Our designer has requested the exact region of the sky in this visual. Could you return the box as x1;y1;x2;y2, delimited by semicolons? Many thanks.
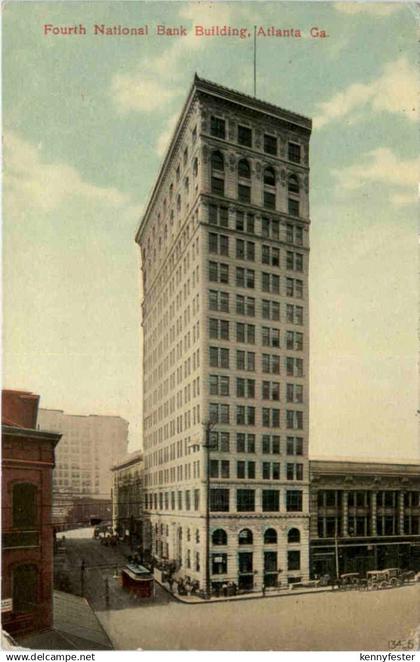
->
3;1;419;459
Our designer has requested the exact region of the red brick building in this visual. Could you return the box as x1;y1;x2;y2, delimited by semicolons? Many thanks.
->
2;390;61;635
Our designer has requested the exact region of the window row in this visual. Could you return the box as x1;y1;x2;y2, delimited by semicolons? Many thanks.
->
208;289;304;326
209;459;304;481
208;404;304;429
209;348;304;375
207;209;305;246
212;527;301;546
209;431;303;455
145;489;201;511
209;375;304;402
208;274;303;300
210;488;303;512
210;116;302;163
209;320;303;348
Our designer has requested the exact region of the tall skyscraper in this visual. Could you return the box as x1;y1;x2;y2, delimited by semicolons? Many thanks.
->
38;409;129;524
136;76;312;592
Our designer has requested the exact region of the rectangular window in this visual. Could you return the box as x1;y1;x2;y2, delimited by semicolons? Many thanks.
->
209;347;229;369
286;410;303;430
236;433;255;453
238;125;252;147
210;488;229;512
288;198;300;217
286;357;303;377
264;191;276;210
212;553;228;575
262;490;279;512
238;184;251;203
288;142;301;163
286;437;303;455
208;233;229;256
236;350;255;371
237;489;255;512
211;116;226;139
288;550;301;571
286;490;303;512
212;176;224;195
264;134;277;155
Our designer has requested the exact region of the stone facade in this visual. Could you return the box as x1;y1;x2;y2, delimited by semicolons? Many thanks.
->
136;76;312;591
111;450;143;546
309;459;420;577
38;409;129;527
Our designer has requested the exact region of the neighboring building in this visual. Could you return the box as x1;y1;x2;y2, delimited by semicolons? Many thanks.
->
111;450;143;546
309;458;420;578
38;409;128;528
2;390;61;635
136;75;312;591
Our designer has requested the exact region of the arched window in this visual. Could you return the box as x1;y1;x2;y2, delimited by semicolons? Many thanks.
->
13;564;38;613
211;151;224;173
264;528;277;544
264;166;276;187
288;174;299;194
288;528;301;544
212;529;227;545
238;159;250;179
238;528;253;545
13;483;37;528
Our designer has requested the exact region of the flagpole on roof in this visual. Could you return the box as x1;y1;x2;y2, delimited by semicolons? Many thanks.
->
253;26;257;97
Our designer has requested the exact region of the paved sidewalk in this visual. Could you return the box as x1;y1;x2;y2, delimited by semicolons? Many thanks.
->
16;591;113;650
156;577;333;604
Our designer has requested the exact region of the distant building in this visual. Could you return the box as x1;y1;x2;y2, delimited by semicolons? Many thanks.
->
309;458;420;578
111;450;143;547
38;409;129;528
136;75;312;592
2;390;61;635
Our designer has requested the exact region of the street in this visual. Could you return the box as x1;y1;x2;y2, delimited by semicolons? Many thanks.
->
60;529;420;651
57;528;172;611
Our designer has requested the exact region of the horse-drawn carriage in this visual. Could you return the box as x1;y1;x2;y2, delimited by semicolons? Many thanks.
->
336;572;364;590
366;568;415;590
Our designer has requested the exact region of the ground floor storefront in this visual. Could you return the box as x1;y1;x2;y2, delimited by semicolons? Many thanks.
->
143;514;310;593
310;536;420;578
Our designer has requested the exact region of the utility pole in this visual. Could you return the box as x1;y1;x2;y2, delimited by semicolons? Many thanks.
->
334;532;340;580
80;559;85;597
203;421;213;599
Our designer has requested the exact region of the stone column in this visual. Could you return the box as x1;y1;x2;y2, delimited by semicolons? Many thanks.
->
399;491;405;535
342;491;349;537
370;491;377;536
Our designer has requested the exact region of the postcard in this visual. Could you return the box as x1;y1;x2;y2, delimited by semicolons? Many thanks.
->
2;0;419;655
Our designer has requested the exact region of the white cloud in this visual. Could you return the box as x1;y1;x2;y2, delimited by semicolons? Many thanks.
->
110;75;181;113
4;131;140;219
155;112;179;157
332;147;420;206
110;2;254;114
314;57;417;128
334;2;403;15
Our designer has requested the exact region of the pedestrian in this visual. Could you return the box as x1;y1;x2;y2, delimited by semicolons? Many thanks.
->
104;577;110;608
262;582;266;596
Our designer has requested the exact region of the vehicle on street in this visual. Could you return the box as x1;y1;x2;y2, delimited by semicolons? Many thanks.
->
336;572;362;590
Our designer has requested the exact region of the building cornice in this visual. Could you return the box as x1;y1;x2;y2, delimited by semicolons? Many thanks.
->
135;74;312;245
2;424;62;447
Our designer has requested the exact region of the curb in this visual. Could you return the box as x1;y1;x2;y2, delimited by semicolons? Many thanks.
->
155;577;333;605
